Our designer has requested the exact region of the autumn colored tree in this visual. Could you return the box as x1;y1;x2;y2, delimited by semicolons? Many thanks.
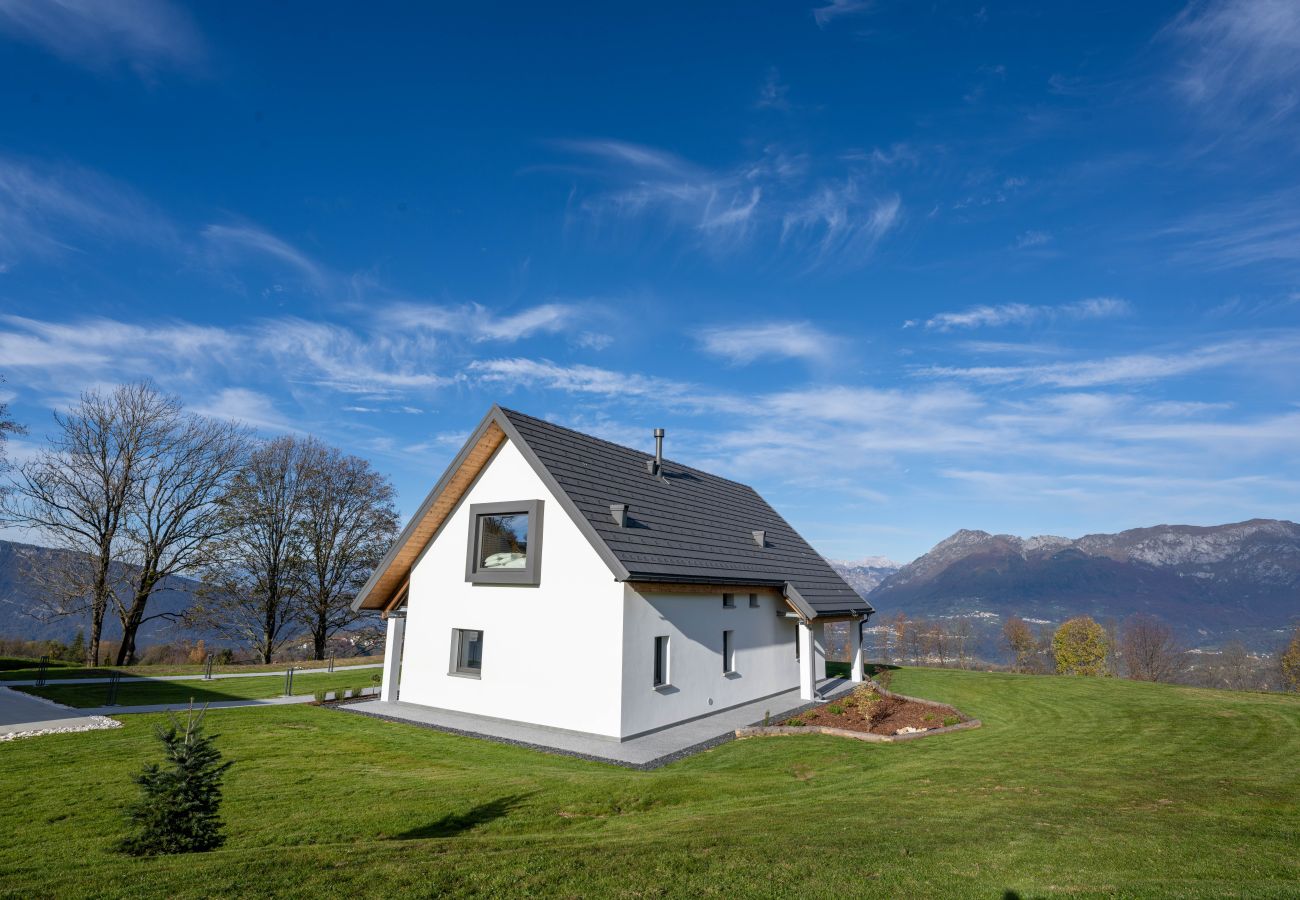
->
1003;615;1036;673
1278;628;1299;693
1052;616;1110;676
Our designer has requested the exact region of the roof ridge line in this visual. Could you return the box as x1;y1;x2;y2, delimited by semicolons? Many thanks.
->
498;406;759;492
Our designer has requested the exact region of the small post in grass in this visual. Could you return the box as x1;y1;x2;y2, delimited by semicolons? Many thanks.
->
106;671;121;706
328;653;335;673
283;666;295;697
36;655;49;687
203;653;214;681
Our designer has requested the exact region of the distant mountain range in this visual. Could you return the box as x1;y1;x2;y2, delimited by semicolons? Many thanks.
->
830;519;1300;652
0;539;200;644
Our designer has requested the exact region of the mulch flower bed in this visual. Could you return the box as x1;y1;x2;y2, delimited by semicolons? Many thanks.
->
782;685;966;736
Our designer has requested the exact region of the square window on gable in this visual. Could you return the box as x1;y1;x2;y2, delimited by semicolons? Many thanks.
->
465;499;544;585
722;593;736;608
748;593;759;608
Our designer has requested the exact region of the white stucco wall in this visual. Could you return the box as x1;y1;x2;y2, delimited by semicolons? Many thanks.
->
398;438;626;737
618;586;825;737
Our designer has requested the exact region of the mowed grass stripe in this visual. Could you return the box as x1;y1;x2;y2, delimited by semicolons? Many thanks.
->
0;667;1296;898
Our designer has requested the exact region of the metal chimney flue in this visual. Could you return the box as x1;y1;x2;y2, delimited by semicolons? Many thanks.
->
654;428;665;469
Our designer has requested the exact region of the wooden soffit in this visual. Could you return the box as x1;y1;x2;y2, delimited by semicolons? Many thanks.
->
358;419;507;611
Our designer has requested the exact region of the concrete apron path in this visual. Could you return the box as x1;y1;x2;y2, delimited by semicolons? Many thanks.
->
0;686;120;740
1;687;380;739
342;676;858;769
3;662;382;687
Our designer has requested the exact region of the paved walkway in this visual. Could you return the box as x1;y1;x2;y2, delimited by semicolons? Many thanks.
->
342;677;858;769
0;686;119;738
3;662;382;687
1;685;378;738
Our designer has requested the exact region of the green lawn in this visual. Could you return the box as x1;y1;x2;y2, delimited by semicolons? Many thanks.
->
0;655;383;682
1;668;1296;898
13;670;380;707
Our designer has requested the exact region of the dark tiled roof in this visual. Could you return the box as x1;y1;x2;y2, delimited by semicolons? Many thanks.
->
501;408;871;618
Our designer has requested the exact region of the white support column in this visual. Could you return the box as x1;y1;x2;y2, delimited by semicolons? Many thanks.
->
380;613;406;703
849;617;865;683
798;620;817;700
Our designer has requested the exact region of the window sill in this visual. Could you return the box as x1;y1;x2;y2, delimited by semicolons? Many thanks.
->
653;683;678;694
448;671;482;680
723;671;741;679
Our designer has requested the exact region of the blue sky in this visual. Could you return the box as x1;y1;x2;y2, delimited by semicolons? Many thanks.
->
1;0;1298;564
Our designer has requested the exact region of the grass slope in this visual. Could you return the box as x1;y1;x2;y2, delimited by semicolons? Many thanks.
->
1;668;1296;898
14;671;381;707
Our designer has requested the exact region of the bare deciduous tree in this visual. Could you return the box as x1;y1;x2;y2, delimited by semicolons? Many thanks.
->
952;617;973;669
113;411;249;665
0;375;24;486
295;445;398;660
2;384;172;665
191;436;315;663
1119;614;1186;683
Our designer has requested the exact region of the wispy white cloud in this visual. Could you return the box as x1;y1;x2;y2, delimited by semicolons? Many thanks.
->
780;185;900;268
812;0;875;28
551;138;900;269
698;321;838;366
755;67;790;110
192;388;293;433
1158;190;1300;272
0;155;174;266
1166;0;1300;117
1013;230;1052;249
378;301;583;343
917;297;1130;331
201;223;330;294
0;0;204;76
917;332;1300;387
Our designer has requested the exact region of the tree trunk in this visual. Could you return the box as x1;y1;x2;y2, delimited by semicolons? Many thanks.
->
88;551;112;668
115;568;162;666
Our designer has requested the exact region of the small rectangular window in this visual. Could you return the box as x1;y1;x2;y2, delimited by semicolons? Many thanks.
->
452;628;484;677
795;628;801;661
653;635;669;688
723;629;735;674
748;593;759;608
722;593;735;608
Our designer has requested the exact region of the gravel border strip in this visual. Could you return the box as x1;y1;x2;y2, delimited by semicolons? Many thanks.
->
0;715;122;742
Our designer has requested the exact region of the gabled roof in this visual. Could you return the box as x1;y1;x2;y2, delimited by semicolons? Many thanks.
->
353;405;871;620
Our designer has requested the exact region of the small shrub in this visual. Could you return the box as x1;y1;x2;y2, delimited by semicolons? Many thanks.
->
942;716;960;727
117;706;232;856
354;684;367;698
313;689;327;704
922;713;936;723
787;717;805;727
762;710;770;727
828;703;845;716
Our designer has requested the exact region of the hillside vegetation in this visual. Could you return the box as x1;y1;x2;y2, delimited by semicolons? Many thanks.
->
1;669;1296;898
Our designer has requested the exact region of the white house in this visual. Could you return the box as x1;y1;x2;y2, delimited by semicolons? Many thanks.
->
352;406;873;741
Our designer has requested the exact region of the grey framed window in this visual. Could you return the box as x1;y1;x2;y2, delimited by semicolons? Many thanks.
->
653;635;669;688
465;499;543;585
722;593;736;608
795;629;800;661
450;628;484;677
748;593;759;609
722;630;735;674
